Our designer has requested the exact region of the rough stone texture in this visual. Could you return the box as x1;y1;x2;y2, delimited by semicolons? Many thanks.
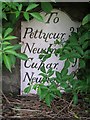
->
54;2;89;22
2;21;21;95
2;2;89;95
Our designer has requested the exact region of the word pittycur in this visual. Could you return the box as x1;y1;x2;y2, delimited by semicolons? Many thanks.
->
23;27;66;42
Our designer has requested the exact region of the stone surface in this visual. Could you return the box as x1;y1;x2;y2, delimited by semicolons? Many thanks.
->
21;9;79;94
2;2;89;95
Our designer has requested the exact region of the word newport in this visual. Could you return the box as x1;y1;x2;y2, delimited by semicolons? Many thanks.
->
23;27;66;42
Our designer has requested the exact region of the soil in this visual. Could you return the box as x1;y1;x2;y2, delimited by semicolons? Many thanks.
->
1;93;90;120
